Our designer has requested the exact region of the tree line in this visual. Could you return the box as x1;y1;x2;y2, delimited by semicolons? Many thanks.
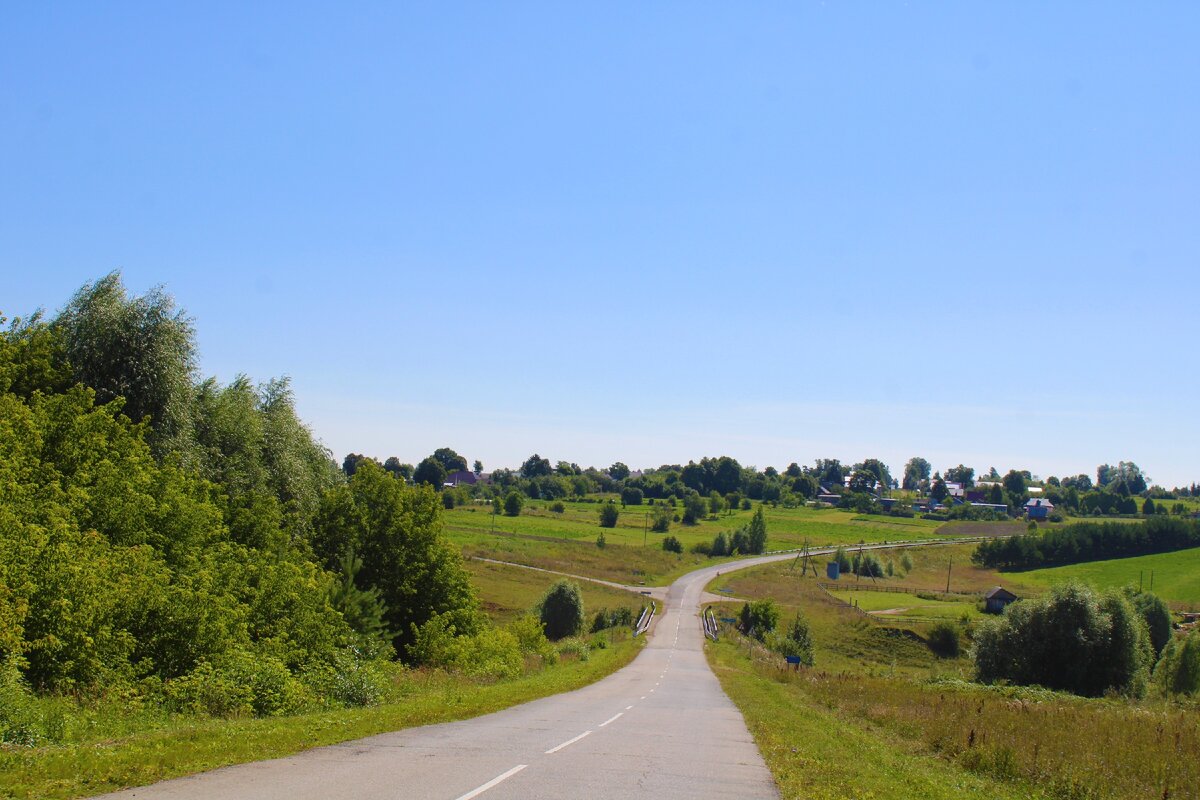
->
972;517;1200;570
0;275;505;721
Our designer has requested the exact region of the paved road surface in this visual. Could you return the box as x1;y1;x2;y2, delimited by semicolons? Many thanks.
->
97;540;963;800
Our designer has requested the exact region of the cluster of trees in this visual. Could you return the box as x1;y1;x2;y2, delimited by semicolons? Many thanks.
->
693;507;769;557
974;583;1173;697
736;599;814;666
972;517;1200;570
0;275;537;721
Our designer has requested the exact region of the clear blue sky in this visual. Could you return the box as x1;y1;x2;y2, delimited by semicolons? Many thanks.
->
3;3;1197;486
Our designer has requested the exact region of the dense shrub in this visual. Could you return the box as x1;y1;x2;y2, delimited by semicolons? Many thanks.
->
1153;628;1200;696
772;612;814;665
650;504;672;533
661;535;683;554
738;599;780;642
620;487;644;506
927;621;961;658
539;580;585;640
973;582;1152;697
503;491;524;517
598;502;619;528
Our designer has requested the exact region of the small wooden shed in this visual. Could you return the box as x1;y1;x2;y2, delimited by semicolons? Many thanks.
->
984;586;1019;614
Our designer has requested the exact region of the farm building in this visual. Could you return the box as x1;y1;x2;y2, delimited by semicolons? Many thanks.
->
984;586;1019;614
1024;497;1055;520
444;470;478;487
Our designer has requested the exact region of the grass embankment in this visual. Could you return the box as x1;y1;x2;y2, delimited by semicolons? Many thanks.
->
708;638;1200;800
0;635;642;800
1016;547;1200;609
706;641;1030;800
705;557;1200;799
464;558;652;622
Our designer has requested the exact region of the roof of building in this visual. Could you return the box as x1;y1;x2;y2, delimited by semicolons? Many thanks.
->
1024;498;1054;508
986;586;1019;601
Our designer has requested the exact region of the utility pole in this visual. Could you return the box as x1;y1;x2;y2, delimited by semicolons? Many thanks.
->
945;558;952;594
644;512;648;547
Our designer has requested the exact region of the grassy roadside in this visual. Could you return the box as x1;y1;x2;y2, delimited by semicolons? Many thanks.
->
705;639;1032;800
0;637;643;800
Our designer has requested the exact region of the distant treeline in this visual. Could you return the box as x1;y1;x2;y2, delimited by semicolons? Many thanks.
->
972;517;1200;570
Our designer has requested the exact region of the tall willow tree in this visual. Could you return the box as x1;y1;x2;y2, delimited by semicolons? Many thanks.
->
53;272;198;460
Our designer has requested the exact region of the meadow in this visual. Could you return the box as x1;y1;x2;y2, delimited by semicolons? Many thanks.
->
1014;546;1200;609
463;558;651;623
445;501;961;586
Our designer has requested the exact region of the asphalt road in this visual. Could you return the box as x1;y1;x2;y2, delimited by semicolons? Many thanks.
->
96;540;963;800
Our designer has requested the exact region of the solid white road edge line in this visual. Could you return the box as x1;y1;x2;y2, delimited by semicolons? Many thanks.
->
545;730;592;754
599;712;623;727
453;764;528;800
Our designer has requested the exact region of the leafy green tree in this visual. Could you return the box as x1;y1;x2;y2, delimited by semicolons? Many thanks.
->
608;462;630;480
775;612;814;665
1127;589;1172;656
902;457;931;491
944;465;975;487
930;478;949;502
730;528;750;554
539;580;584;640
650;504;671;533
707;491;725;516
54;272;198;458
431;448;468;473
343;453;371;476
621;486;644;506
520;454;552;478
712;531;730;557
785;462;802;478
312;463;479;657
927;621;960;658
328;549;392;658
503;491;524;517
472;459;483;475
598;502;619;528
973;582;1151;697
682;492;707;525
856;458;892;489
747;505;768;554
1154;628;1200;696
1002;469;1029;504
833;547;852;573
848;470;878;494
383;457;413;481
413;457;447;488
662;535;683;553
738;599;779;641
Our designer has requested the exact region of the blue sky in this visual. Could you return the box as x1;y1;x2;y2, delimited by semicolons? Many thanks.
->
3;3;1197;486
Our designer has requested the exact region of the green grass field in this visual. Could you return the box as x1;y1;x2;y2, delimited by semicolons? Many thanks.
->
445;501;960;586
1015;546;1200;607
464;558;651;623
830;587;983;621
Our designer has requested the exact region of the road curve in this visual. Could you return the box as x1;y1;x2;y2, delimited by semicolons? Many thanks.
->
95;541;964;800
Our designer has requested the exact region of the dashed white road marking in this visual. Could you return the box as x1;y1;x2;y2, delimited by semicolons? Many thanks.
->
625;705;633;710
454;764;527;800
545;730;592;754
640;695;646;700
599;712;623;727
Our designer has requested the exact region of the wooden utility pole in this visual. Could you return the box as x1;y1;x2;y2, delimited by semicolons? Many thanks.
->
644;512;648;547
946;558;953;594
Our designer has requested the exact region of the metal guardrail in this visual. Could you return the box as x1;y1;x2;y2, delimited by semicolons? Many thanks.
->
702;607;719;641
634;601;655;636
